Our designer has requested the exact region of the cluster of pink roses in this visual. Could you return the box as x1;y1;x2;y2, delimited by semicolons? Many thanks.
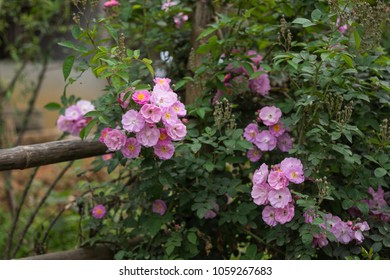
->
99;78;187;160
57;100;95;136
161;0;188;29
214;50;271;102
304;210;370;247
251;158;305;227
244;105;292;162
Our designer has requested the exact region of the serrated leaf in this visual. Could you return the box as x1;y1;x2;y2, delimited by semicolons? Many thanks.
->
354;29;361;50
58;41;88;54
44;102;61;111
197;27;216;40
133;49;140;59
302;233;313;245
341;54;353;68
374;167;387;178
174;79;187;91
105;24;118;42
71;26;82;39
62;55;75;81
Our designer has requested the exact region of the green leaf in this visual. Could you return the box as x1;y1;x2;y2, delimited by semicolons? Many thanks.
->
191;143;202;153
292;18;316;27
62;55;75;81
353;29;361;50
204;161;214;172
105;24;118;42
341;54;353;68
44;102;61;111
133;49;140;59
302;233;313;245
58;41;88;54
174;79;188;91
197;27;216;40
342;199;354;210
71;26;82;39
165;245;175;256
374;167;387;178
187;232;197;245
311;9;322;21
79;118;98;140
356;201;369;215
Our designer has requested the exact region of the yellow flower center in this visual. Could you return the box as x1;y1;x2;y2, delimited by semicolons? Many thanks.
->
138;93;145;100
128;144;135;151
273;124;280;131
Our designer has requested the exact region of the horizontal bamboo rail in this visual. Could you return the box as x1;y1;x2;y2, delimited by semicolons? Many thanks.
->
0;140;109;171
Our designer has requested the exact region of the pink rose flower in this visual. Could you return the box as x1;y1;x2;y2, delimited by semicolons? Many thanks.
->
243;123;259;143
254;130;277;151
76;100;95;115
162;107;179;126
174;12;189;29
153;142;175;160
104;0;119;8
268;188;292;208
262;206;278;227
269;122;285;137
157;128;172;144
312;233;328;248
171;101;187;117
259;106;282;126
247;50;263;66
153;77;172;91
275;204;295;224
64;105;82;121
104;129;127;151
249;73;271;96
132;90;150;105
121;109;145;132
166;121;187;141
136;125;160;147
118;91;130;109
140;103;162;123
121;137;141;159
251;182;270;206
252;163;269;186
280;157;305;184
99;127;113;143
247;147;262;162
152;199;167;216
92;204;106;219
267;170;289;190
150;87;177;108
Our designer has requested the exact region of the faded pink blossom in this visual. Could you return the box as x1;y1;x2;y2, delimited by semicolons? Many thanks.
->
336;17;348;34
166;121;187;141
259;106;282;126
277;133;293;152
57;115;73;133
99;127;113;143
152;199;167;216
121;137;141;159
153;77;172;91
254;130;277;151
247;147;262;162
252;163;269;186
65;105;82;121
92;204;106;219
171;101;186;117
136;125;160;147
251;183;270;205
76;100;95;115
161;0;178;11
332;221;353;244
268;188;292;209
312;233;328;248
104;129;127;151
280;157;305;184
352;221;370;243
269;122;285;137
104;0;119;8
174;12;189;29
275;204;295;224
204;203;219;219
162;107;180;126
153;142;175;160
243;123;259;143
247;50;263;66
132;90;150;105
140;103;162;123
262;206;278;227
157;128;172;144
121;109;145;132
267;170;289;190
150;87;177;108
249;73;271;96
303;209;317;224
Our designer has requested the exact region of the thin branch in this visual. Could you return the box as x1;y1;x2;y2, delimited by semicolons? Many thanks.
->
12;161;74;258
3;166;40;259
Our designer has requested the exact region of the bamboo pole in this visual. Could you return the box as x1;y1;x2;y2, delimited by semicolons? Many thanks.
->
0;139;109;171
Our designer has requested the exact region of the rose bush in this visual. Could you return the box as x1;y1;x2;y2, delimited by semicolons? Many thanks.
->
49;0;390;259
